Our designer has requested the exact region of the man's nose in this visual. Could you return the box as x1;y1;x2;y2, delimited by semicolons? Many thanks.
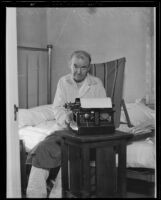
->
77;68;81;74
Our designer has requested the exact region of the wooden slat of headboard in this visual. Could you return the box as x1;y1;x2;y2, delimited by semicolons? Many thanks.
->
105;60;117;98
112;58;126;128
104;63;108;95
26;53;39;108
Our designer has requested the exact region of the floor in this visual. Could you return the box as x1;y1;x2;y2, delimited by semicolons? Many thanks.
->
22;179;155;198
126;178;155;198
22;192;154;198
127;192;154;198
22;170;155;198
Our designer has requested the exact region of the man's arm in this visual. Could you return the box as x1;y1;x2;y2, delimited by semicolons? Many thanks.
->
53;79;72;127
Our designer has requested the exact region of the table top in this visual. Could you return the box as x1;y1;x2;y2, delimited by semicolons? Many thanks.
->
55;129;133;143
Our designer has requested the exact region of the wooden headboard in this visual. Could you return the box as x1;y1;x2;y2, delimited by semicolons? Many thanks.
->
90;57;126;128
17;44;53;108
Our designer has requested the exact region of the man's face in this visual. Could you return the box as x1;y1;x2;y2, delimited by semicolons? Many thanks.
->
70;55;90;83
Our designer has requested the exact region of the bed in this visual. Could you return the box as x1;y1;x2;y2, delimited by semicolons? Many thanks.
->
118;103;155;196
19;102;155;197
17;50;155;197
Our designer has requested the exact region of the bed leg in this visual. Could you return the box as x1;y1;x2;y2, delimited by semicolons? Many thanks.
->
20;140;27;196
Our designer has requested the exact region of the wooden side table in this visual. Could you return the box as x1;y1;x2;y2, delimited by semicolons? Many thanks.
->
58;130;133;198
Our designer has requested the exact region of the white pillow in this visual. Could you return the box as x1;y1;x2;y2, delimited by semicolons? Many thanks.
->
18;104;55;128
120;102;155;127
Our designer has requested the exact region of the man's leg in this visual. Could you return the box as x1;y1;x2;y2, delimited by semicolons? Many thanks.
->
49;168;62;198
26;134;62;198
26;166;49;198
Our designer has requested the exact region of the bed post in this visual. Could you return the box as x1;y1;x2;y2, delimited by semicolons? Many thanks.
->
20;140;27;196
26;55;29;109
47;44;53;104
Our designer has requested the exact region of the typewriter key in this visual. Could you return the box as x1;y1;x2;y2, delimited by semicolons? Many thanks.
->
84;113;90;119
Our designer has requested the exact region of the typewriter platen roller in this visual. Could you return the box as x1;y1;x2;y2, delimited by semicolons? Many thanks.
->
64;98;115;135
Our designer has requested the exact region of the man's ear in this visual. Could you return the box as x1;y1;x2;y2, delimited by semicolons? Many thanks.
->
87;64;91;73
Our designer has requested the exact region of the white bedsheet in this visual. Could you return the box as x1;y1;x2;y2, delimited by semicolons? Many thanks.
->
116;124;155;169
126;137;155;168
19;120;63;152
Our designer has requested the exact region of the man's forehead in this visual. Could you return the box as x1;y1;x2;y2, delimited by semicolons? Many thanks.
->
72;55;89;64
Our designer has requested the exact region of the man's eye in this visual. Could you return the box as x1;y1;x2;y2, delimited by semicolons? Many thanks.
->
81;66;88;69
74;65;88;70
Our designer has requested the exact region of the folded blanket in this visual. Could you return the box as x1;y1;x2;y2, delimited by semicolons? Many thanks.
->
117;120;154;135
129;120;154;134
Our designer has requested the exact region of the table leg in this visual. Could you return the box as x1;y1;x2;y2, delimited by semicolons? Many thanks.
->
96;145;117;197
61;139;69;197
117;140;127;198
69;145;82;196
80;146;90;198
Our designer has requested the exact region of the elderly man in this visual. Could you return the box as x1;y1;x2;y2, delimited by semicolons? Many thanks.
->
26;50;107;198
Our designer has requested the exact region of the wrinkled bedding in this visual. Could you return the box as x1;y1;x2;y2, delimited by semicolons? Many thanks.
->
19;120;63;152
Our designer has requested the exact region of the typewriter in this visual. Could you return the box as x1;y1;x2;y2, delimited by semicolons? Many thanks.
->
64;98;115;135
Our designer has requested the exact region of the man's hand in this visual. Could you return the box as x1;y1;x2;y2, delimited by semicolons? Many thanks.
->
65;111;73;124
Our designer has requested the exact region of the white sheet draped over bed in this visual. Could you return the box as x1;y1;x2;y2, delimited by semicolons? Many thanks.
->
19;120;63;152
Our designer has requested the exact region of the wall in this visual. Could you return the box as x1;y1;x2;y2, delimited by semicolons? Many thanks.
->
46;7;154;103
17;8;47;47
16;7;155;104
